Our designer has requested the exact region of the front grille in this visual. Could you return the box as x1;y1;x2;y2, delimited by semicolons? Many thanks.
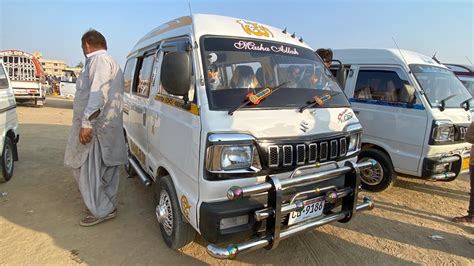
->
264;136;348;168
456;125;468;141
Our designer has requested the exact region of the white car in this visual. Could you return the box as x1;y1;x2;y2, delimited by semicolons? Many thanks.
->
123;14;375;259
333;49;472;191
0;61;20;182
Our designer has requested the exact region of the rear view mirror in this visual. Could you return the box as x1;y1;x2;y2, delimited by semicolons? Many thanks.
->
400;84;416;105
160;51;192;97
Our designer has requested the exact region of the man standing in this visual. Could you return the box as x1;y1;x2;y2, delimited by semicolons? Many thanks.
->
64;29;127;227
452;121;474;223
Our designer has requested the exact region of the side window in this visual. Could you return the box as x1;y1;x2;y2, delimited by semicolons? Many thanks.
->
123;58;137;93
133;54;155;98
354;69;409;102
0;66;8;89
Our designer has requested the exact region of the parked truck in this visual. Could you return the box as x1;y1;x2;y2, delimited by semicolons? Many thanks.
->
123;14;375;259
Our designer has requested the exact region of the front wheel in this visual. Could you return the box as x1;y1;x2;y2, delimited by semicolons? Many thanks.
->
358;149;396;192
154;176;195;249
0;137;15;183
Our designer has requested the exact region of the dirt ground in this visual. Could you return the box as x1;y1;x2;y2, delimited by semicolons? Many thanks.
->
0;97;473;265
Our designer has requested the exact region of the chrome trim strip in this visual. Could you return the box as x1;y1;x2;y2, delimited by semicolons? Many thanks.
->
208;133;255;143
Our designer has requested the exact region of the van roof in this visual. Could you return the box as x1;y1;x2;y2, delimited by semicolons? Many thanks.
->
130;13;312;55
332;48;448;69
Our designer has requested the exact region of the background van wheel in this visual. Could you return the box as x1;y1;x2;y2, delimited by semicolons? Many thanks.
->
358;149;396;192
154;175;195;249
0;137;15;183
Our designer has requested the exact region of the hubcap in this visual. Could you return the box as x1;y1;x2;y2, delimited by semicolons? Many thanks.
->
156;190;173;236
4;144;13;174
359;157;384;185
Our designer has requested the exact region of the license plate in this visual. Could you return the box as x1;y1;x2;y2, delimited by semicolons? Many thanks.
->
288;197;325;225
462;157;470;170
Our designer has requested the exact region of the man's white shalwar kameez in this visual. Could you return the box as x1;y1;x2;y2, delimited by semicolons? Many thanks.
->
64;50;127;219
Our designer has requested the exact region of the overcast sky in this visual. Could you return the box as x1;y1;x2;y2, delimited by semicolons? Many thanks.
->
1;0;472;67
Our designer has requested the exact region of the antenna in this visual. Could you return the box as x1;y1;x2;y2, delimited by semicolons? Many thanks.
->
466;56;473;65
432;52;440;64
392;37;410;72
188;2;192;15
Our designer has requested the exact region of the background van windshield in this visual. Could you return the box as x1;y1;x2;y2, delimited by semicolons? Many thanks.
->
202;37;349;110
410;64;471;108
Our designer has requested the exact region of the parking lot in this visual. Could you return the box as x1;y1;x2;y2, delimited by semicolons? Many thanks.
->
0;97;472;265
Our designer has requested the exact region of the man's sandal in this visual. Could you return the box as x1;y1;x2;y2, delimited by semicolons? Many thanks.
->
79;209;117;227
451;215;474;223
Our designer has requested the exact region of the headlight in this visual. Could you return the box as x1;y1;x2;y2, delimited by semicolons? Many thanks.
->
431;121;454;143
345;123;362;155
206;134;262;173
348;132;361;153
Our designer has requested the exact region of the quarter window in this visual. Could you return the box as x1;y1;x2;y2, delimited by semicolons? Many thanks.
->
133;54;155;97
123;58;137;93
354;69;410;102
0;66;8;89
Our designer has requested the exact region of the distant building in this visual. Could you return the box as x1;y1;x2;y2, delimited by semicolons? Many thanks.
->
33;51;76;77
65;66;82;77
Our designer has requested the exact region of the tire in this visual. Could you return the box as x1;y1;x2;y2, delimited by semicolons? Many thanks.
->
358;149;396;192
0;137;15;183
154;176;195;249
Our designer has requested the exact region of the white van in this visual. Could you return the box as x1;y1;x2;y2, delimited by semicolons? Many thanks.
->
123;14;375;258
332;49;472;192
0;61;20;182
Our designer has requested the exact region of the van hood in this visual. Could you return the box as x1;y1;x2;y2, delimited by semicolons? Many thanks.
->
431;108;472;124
202;107;359;139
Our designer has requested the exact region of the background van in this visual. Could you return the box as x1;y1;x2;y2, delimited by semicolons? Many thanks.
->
333;49;472;191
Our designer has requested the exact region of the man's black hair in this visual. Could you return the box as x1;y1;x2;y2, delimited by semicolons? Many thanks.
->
81;29;107;50
316;48;333;62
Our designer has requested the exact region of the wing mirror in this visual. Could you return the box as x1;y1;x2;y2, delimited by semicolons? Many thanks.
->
160;51;192;97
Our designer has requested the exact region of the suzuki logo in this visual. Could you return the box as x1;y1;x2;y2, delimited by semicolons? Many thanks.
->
300;121;309;133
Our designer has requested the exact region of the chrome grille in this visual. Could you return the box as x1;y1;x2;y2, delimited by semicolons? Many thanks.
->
266;137;348;168
282;145;293;166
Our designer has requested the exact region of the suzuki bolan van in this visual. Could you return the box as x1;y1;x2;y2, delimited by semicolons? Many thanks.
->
0;61;20;183
332;49;472;192
123;14;375;259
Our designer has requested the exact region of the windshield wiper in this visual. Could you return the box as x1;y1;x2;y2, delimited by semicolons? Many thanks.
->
438;94;457;112
299;91;340;113
228;81;290;115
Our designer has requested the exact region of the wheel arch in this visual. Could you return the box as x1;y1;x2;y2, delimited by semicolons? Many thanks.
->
361;143;393;165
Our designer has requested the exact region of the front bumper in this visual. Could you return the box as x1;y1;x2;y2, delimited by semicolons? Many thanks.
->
202;160;376;259
422;153;469;180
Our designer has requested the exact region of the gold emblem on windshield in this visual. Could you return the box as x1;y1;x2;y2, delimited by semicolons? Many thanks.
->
236;20;274;38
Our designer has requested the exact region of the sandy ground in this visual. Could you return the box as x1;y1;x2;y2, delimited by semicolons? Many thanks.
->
0;97;473;265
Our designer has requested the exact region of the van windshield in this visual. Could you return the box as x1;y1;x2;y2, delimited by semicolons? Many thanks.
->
201;37;349;110
410;64;471;108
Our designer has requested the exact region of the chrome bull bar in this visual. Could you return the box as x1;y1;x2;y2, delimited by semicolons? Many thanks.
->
207;160;376;259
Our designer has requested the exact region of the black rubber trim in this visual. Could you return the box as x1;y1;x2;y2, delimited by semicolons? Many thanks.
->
0;105;16;114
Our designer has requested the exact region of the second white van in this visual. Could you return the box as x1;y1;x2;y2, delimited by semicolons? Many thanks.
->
333;49;472;191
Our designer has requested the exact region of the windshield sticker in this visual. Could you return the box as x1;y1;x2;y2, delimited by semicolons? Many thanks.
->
234;40;299;55
236;20;274;38
338;109;354;123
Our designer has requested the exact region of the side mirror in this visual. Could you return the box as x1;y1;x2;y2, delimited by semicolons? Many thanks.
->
160;51;192;97
399;84;416;105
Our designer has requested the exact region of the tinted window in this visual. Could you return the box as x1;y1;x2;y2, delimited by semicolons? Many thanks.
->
354;70;409;102
0;65;8;89
133;54;154;97
123;58;137;93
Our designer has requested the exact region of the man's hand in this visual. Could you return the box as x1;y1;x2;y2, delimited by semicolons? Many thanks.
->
79;127;93;145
